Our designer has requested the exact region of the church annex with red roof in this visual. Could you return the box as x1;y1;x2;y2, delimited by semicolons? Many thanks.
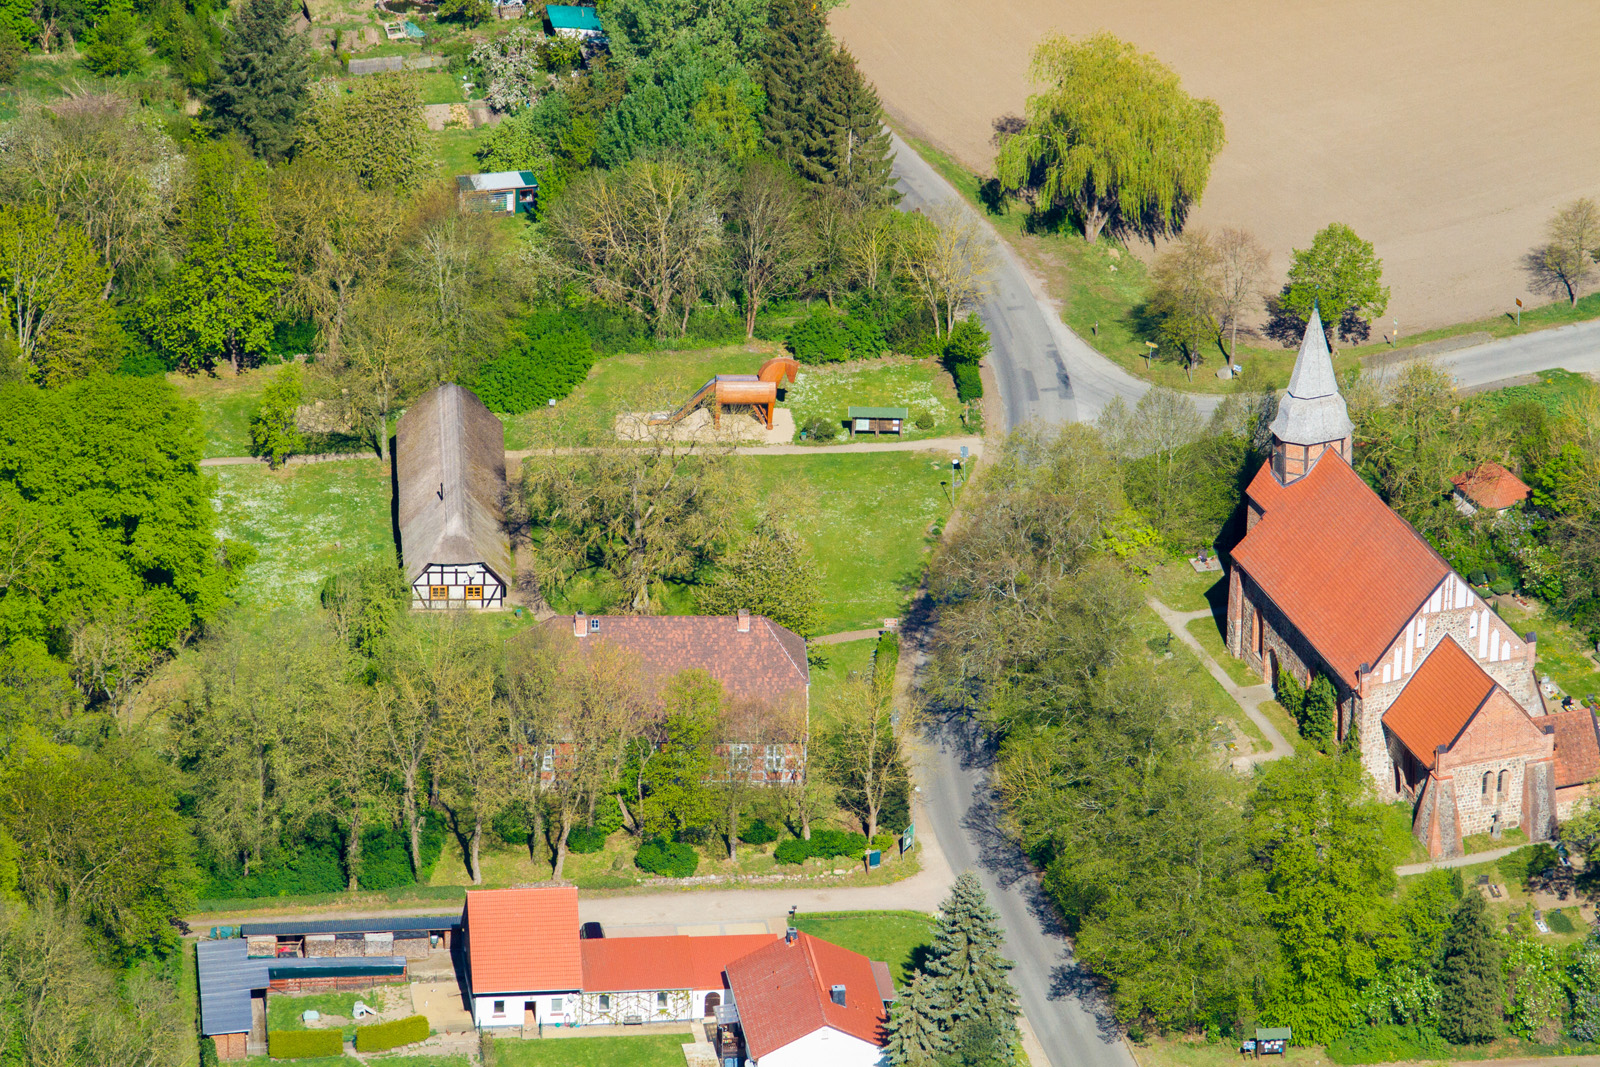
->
1225;309;1597;857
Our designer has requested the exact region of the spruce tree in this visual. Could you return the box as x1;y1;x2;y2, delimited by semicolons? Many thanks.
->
884;972;952;1066
756;0;832;184
1437;891;1503;1043
925;873;1019;1060
204;0;310;160
818;47;897;209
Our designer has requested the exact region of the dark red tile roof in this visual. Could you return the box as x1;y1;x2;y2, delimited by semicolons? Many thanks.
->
725;932;887;1058
579;934;777;993
1452;461;1531;511
1233;452;1450;681
539;614;808;706
1549;706;1600;788
1381;637;1498;769
465;887;581;994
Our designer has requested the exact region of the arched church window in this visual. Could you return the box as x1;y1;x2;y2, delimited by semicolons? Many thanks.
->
1482;772;1491;796
1497;770;1508;795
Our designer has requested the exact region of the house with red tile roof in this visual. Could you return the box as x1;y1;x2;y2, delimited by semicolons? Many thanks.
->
1226;308;1599;857
460;888;893;1061
725;929;891;1067
529;610;812;785
1451;461;1531;514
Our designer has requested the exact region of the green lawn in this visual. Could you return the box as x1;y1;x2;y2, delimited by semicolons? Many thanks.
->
745;453;950;633
232;1058;466;1067
416;70;464;105
810;638;880;712
503;346;776;449
1495;598;1600;701
1138;608;1265;756
791;910;937;988
170;366;272;458
490;1033;689;1067
266;990;365;1034
1146;561;1226;615
900;131;1600;395
211;460;397;609
429;126;491;179
1184;618;1257;689
785;357;968;442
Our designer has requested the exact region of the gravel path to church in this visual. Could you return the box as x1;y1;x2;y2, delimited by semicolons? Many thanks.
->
1147;598;1293;771
1394;843;1526;877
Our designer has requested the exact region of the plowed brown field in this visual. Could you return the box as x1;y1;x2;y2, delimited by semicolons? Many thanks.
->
832;0;1600;329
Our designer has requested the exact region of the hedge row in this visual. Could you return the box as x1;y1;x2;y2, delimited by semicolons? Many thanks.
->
773;828;869;865
355;1013;431;1052
268;1029;343;1059
635;838;699;878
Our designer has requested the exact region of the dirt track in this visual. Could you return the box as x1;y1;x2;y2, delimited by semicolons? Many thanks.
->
832;0;1600;330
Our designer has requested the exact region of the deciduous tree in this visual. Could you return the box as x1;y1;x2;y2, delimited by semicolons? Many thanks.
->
638;670;722;840
697;517;824;637
331;289;435;460
149;143;288;374
996;32;1224;242
0;203;114;382
1217;226;1269;361
1148;228;1223;377
1531;198;1600;307
297;76;430;191
820;674;905;839
250;362;305;467
1282;222;1389;345
900;205;991;337
728;161;811;338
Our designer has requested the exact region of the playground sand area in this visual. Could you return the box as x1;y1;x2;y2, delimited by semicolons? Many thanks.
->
614;407;795;445
831;0;1600;331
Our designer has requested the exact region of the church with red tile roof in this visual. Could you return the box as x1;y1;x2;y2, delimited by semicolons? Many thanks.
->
1226;308;1599;857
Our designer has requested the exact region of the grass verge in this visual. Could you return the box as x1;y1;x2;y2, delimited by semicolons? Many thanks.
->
1494;597;1600;701
785;357;967;442
490;1033;689;1066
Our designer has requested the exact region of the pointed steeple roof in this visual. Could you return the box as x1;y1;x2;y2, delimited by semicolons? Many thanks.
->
1269;304;1354;446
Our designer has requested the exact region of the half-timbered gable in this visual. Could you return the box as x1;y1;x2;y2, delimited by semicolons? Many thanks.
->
395;384;512;609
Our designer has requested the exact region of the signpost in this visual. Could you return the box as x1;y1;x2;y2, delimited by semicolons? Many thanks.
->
900;823;916;855
1143;340;1157;368
1516;297;1523;327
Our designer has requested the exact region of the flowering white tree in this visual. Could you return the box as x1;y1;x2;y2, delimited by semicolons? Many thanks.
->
469;28;581;113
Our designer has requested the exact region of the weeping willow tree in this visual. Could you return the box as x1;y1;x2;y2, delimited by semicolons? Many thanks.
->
995;32;1225;243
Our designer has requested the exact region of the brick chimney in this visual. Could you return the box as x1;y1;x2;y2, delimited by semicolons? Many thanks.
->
737;608;751;633
574;612;587;637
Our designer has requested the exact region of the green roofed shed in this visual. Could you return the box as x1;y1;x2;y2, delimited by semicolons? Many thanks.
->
847;406;909;438
1252;1028;1290;1057
547;4;602;35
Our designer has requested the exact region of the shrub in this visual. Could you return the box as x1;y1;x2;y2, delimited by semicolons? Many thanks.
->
870;832;896;854
1490;577;1515;595
473;314;597;414
251;364;306;467
740;819;779;845
807;829;868;859
270;319;319;358
355;1014;430;1053
787;309;851;364
873;631;900;691
635;839;699;878
1499;843;1559;888
566;824;609;854
1327;1024;1451;1066
839;312;888;359
951;362;983;403
913;411;934;430
942;317;990;368
199;1036;219;1067
268;1029;344;1058
804;417;839;442
773;838;811;865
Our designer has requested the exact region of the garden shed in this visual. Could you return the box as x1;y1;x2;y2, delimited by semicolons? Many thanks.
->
546;3;602;36
847;406;908;437
456;171;538;216
395;383;513;609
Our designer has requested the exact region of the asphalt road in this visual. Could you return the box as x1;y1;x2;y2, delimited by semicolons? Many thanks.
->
1435;317;1600;389
890;131;1223;431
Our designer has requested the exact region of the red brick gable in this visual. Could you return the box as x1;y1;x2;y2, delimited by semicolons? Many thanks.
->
1233;451;1449;681
1382;637;1499;768
537;614;809;706
724;932;887;1058
1549;707;1600;788
1452;462;1531;511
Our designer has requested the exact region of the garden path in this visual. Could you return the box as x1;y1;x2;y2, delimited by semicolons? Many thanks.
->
1395;843;1526;877
196;436;986;468
1147;598;1294;771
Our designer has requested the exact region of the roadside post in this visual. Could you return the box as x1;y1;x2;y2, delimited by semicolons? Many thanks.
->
1143;340;1157;368
1516;297;1523;327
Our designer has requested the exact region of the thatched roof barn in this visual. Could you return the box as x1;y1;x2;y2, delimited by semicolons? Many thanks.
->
395;384;512;609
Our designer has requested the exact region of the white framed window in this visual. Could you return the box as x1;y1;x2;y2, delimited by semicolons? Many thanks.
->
657;992;668;1008
764;745;785;772
551;997;563;1012
493;1000;505;1016
598;994;611;1011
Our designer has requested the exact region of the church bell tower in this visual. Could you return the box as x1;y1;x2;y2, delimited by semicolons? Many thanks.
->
1269;304;1354;485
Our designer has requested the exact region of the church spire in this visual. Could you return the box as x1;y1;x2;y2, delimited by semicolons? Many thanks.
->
1267;304;1354;485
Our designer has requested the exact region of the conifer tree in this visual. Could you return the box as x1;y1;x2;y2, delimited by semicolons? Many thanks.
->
204;0;310;160
1437;891;1503;1043
756;0;832;184
818;48;897;209
925;872;1020;1059
884;972;952;1066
